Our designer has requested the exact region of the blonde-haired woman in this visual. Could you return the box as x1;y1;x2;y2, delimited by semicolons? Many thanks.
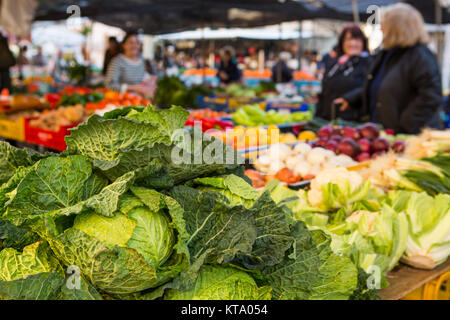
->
336;3;443;134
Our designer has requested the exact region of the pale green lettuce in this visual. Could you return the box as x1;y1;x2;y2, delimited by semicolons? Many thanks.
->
387;191;450;269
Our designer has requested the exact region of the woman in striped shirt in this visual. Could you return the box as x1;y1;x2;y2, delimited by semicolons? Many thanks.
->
105;32;157;97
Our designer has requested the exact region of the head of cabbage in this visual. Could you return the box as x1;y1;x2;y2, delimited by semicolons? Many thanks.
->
37;187;188;296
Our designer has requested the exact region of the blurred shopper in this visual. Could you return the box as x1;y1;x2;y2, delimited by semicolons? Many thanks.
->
0;34;15;92
318;45;339;73
102;36;119;75
217;46;241;84
317;25;371;121
106;32;157;97
32;46;47;67
52;50;66;80
272;52;293;83
337;3;443;133
17;45;29;80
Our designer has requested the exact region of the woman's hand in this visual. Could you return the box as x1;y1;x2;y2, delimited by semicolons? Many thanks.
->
218;71;229;81
128;77;158;98
333;98;349;111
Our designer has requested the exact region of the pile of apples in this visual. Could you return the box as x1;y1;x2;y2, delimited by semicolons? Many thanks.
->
313;123;406;162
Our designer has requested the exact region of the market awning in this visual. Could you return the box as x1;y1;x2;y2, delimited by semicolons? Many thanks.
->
32;0;356;35
313;0;450;24
157;27;314;41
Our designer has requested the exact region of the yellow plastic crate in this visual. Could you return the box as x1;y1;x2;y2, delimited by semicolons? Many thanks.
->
402;271;450;300
0;114;25;141
228;98;265;110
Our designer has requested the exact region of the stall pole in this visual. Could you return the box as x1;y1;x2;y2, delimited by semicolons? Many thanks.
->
352;0;360;24
201;0;206;84
435;0;443;66
297;20;302;70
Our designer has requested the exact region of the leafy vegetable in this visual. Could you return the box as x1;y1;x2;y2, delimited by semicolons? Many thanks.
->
35;188;189;295
306;168;375;213
258;222;358;300
0;142;49;185
232;104;312;126
189;174;259;208
387;191;450;269
0;103;370;300
165;265;272;300
0;242;102;300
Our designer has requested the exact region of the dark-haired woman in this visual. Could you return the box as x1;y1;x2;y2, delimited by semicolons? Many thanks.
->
106;32;157;97
337;4;443;134
316;25;371;121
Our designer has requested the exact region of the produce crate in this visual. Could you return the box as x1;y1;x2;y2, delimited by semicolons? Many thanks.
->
242;70;272;87
0;114;25;141
24;118;77;151
380;259;450;300
197;95;229;111
238;144;271;160
266;102;309;112
228;97;265;110
197;95;265;111
293;80;321;94
402;270;450;300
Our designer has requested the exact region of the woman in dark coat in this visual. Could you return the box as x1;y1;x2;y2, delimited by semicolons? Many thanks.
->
0;34;15;92
217;46;241;84
316;25;371;121
337;3;444;134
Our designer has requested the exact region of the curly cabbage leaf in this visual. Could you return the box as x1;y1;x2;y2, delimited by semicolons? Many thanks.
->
191;174;259;208
234;192;294;269
258;222;358;300
65;114;168;170
170;185;257;265
0;141;51;185
164;265;271;300
2;155;136;226
0;242;102;300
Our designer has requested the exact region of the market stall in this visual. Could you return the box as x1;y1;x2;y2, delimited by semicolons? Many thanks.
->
0;0;449;303
0;99;449;301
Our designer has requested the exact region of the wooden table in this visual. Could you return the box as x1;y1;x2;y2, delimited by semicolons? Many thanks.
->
380;258;450;300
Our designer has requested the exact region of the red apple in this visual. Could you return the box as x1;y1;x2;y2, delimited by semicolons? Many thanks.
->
358;138;372;153
356;152;371;162
337;138;361;158
316;137;329;148
330;134;343;142
317;126;334;138
372;137;391;152
359;123;380;140
325;140;339;152
392;140;406;153
342;126;360;140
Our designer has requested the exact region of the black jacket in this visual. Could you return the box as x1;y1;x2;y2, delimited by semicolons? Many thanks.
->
317;55;371;121
271;61;293;83
344;45;444;134
217;60;241;84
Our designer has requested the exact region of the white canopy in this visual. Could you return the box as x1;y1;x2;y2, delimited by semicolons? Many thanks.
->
157;27;313;41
